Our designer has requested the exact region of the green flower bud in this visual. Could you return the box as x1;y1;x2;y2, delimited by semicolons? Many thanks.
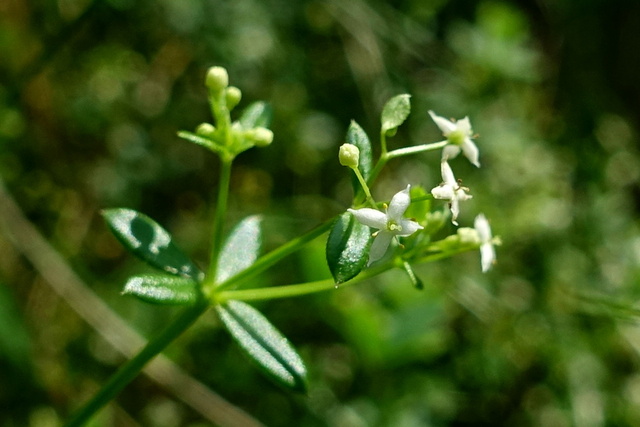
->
251;127;274;147
196;122;216;138
225;86;242;110
339;143;359;168
205;66;229;92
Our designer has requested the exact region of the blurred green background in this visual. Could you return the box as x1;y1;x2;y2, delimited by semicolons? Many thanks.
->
2;0;640;426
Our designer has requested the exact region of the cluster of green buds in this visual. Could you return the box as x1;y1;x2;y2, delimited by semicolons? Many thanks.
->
178;66;273;163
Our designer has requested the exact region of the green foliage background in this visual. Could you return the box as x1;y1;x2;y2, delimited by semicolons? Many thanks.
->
2;0;640;425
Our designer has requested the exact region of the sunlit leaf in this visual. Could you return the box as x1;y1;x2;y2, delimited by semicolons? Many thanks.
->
216;215;262;285
326;211;372;284
381;94;411;136
102;209;203;280
346;120;373;192
123;274;199;305
217;300;307;392
239;101;272;129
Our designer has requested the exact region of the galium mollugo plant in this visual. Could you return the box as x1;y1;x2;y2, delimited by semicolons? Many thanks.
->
65;66;500;426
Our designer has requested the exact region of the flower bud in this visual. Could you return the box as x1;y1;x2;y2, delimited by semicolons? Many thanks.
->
196;123;216;138
339;143;360;168
205;66;229;92
225;86;242;110
251;127;274;147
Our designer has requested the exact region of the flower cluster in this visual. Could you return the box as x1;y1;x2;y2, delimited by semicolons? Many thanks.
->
343;109;498;273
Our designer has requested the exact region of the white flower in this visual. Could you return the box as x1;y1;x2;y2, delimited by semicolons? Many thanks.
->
474;213;496;272
429;110;480;167
431;160;472;225
348;185;424;265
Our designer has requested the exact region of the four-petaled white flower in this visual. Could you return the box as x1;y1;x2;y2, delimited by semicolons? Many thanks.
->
431;160;472;225
474;213;496;272
429;110;480;167
348;185;424;265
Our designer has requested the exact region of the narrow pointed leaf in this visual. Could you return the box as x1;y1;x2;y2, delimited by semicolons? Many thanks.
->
326;211;372;284
102;209;202;280
177;130;226;155
346;121;373;192
217;300;307;392
239;101;272;129
216;215;262;284
123;274;199;305
381;94;411;136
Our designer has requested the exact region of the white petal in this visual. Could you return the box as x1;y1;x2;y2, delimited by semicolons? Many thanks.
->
480;242;496;272
429;111;456;135
450;198;460;225
455;188;473;201
474;214;492;243
396;218;423;236
456;117;473;135
431;184;454;200
442;144;461;161
440;160;457;186
347;208;387;229
387;185;411;221
461;138;480;167
368;232;393;265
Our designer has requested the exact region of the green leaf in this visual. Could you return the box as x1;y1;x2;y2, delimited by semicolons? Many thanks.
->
216;215;262;284
239;101;272;129
102;209;203;280
346;121;373;192
326;211;373;284
177;130;226;155
381;94;411;136
123;274;199;305
216;300;307;392
405;185;431;222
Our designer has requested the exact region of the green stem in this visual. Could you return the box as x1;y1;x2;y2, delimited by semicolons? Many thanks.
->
386;140;448;160
64;302;208;427
217;264;389;303
351;167;377;208
380;130;388;156
207;159;233;285
215;218;335;292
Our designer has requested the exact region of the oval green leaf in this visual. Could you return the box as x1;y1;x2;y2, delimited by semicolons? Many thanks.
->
346;121;373;192
326;211;372;284
123;274;199;305
239;101;272;129
102;209;203;280
381;94;411;136
216;300;307;392
216;215;262;285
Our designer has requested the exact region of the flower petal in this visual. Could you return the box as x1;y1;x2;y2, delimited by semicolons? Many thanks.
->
480;242;496;272
474;214;492;242
450;198;460;225
429;111;456;135
431;184;455;200
440;160;457;186
461;138;480;167
368;231;393;265
442;144;461;161
456;117;473;135
387;185;411;221
396;219;423;236
347;208;387;229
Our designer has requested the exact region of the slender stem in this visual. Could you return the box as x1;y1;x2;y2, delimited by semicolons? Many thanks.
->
351;167;377;208
380;130;388;156
207;159;233;284
217;264;389;303
64;302;208;427
386;140;448;160
215;218;335;292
